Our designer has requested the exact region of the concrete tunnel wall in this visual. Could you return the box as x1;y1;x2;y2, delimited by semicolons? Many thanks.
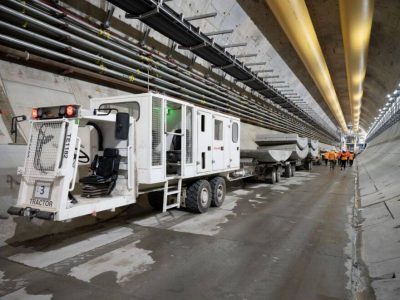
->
356;120;400;294
0;61;286;245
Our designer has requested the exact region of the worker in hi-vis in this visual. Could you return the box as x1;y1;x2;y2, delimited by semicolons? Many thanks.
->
349;152;355;167
328;150;336;169
323;151;329;166
345;150;351;166
340;150;348;170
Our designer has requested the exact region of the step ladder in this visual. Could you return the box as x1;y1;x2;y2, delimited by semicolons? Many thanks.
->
162;177;182;213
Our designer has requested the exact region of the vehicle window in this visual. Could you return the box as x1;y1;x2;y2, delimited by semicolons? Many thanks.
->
99;101;140;121
214;120;223;140
186;107;193;163
232;122;238;143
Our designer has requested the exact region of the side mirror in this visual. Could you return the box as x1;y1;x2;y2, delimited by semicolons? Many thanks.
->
115;112;129;140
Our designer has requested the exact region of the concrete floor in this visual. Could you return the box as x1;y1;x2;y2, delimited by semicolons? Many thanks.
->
0;165;355;300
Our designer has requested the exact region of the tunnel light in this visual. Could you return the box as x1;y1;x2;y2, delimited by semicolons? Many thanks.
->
31;108;38;119
339;0;374;132
266;0;347;132
65;106;73;117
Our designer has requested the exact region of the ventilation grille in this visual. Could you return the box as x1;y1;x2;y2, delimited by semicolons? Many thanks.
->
24;120;65;181
186;107;193;163
152;97;162;166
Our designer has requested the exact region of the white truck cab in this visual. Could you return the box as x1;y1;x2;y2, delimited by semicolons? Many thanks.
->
8;93;241;221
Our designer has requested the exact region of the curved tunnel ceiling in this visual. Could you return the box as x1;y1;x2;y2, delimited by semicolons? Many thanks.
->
238;0;400;132
265;0;347;132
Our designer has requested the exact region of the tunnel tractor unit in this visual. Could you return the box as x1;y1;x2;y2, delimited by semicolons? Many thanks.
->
7;92;298;221
8;93;245;221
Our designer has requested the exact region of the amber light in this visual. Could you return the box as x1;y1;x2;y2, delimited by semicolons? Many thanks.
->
31;108;38;119
66;105;75;117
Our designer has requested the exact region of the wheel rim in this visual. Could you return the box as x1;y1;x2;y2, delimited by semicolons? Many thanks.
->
216;184;224;202
200;187;209;206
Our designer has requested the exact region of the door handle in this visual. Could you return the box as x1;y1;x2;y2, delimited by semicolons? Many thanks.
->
221;146;224;151
208;146;211;151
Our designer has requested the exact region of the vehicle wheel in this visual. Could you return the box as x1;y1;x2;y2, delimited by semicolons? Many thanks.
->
291;164;296;177
267;168;277;184
276;168;281;183
148;192;164;211
283;165;291;177
210;177;226;207
186;180;211;213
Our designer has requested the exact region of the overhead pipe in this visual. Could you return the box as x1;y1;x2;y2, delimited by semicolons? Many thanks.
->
266;0;348;132
1;2;285;122
40;0;331;134
28;1;330;135
339;0;374;132
24;0;335;137
0;1;337;142
0;32;297;136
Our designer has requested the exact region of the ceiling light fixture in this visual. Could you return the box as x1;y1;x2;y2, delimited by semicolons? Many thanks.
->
339;0;374;133
266;0;347;132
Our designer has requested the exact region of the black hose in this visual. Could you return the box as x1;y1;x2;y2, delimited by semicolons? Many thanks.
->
86;122;104;151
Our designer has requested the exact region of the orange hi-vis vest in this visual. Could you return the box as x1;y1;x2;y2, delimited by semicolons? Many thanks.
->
327;151;336;160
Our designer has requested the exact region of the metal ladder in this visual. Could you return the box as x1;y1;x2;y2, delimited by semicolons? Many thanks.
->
162;177;182;212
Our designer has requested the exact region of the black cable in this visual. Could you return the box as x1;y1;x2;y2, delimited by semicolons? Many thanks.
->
86;122;104;151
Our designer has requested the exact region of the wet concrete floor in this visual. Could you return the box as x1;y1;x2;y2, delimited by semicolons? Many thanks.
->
0;165;356;300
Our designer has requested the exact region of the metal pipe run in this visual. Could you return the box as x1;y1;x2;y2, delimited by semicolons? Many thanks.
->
27;0;335;137
0;0;338;142
29;0;332;136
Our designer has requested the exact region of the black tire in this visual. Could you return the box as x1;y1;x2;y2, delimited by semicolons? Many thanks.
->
283;165;291;178
291;164;296;177
148;192;164;211
210;177;226;207
276;168;281;183
186;180;211;213
267;168;277;184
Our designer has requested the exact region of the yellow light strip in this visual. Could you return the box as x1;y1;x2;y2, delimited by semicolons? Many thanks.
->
339;0;374;132
266;0;347;132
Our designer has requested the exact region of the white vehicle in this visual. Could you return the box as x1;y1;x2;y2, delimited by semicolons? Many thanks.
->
8;93;241;221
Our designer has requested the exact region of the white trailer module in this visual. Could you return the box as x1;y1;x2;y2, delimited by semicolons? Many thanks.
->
8;93;240;221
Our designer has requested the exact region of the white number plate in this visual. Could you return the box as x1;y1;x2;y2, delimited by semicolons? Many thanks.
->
33;181;52;200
